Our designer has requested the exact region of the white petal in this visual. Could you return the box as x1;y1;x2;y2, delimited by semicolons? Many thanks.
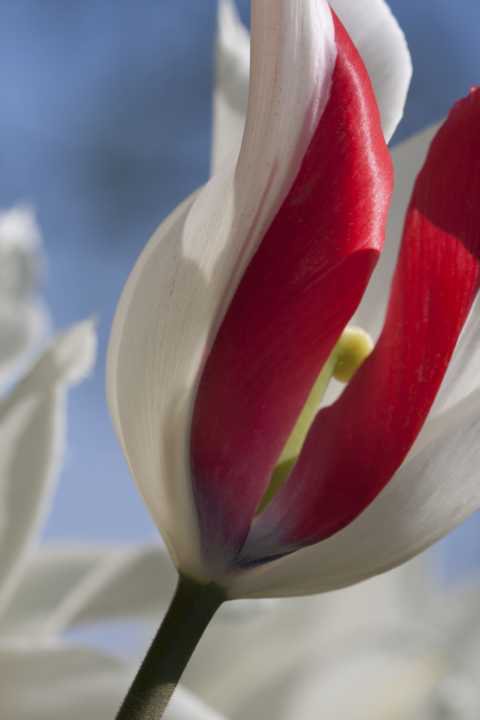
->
282;645;440;720
212;0;411;171
41;544;177;634
107;1;336;579
165;687;227;720
0;545;109;635
421;674;480;720
0;205;42;303
0;643;223;720
0;301;49;386
3;541;278;635
184;565;425;717
330;0;412;142
228;387;480;598
0;321;96;610
0;644;126;720
5;318;97;398
429;293;480;420
0;544;175;635
0;205;49;381
212;0;250;174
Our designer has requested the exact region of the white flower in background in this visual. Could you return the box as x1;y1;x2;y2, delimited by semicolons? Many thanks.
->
0;247;223;718
64;552;480;720
268;576;480;720
0;206;49;386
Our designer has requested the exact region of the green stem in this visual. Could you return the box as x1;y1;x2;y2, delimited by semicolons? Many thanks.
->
116;574;225;720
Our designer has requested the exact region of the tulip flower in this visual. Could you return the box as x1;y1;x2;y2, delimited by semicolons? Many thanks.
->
108;0;480;716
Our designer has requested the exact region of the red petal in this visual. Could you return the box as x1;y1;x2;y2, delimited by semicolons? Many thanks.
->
258;88;480;553
191;15;393;566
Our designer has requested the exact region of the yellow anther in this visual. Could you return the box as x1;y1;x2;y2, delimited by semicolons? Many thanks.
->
333;327;373;383
256;325;374;514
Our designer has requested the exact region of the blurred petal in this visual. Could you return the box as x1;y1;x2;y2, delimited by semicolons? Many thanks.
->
193;12;391;569
0;205;48;381
0;644;126;720
107;0;337;578
230;387;480;597
212;0;411;172
0;544;175;636
247;90;480;557
0;205;42;304
4;319;97;401
165;687;226;720
44;545;177;633
0;302;49;387
282;645;439;720
0;644;224;720
185;566;421;716
0;321;96;610
0;546;109;635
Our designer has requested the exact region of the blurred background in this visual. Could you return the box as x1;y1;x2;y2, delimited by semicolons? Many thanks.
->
1;0;479;577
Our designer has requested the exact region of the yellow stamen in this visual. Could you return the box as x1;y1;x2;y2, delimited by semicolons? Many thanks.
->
256;326;374;514
333;326;373;383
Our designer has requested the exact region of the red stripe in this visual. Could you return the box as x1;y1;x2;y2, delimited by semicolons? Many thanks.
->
263;88;480;552
191;14;393;566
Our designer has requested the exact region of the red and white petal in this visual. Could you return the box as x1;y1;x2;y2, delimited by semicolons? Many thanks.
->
212;0;411;173
331;0;411;142
229;387;480;598
429;293;480;419
321;125;440;412
107;0;337;580
247;89;480;558
352;122;478;428
192;15;391;569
